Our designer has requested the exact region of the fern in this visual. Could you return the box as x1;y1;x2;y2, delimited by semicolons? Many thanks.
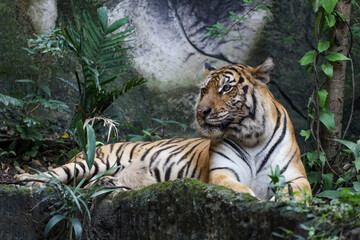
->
60;6;139;123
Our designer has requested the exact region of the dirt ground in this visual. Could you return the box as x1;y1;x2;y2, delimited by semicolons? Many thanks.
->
0;138;75;184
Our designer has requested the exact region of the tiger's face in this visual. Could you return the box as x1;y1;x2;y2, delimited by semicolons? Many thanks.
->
195;57;275;140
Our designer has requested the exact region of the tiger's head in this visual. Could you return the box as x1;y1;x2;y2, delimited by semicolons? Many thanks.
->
195;57;275;142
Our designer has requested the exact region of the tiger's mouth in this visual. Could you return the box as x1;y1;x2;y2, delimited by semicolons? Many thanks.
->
196;115;234;138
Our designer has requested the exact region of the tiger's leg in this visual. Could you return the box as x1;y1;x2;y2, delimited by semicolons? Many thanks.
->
209;170;256;197
281;176;311;200
15;157;109;186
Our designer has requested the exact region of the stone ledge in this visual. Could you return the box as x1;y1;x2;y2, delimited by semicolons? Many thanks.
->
0;179;314;239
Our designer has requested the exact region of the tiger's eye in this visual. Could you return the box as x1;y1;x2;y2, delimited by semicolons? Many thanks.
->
222;85;231;92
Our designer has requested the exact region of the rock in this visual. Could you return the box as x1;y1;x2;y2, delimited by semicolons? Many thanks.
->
106;0;270;91
0;179;316;240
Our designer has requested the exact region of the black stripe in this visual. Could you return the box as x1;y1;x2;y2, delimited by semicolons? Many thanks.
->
238;76;244;84
77;162;86;172
177;164;187;178
115;143;126;158
129;143;141;162
184;150;200;177
93;162;99;177
106;155;110;169
256;103;281;157
141;145;156;161
153;167;161;182
250;91;257;119
257;110;287;174
165;162;175;181
280;149;298;175
110;143;115;153
227;67;239;72
62;166;71;182
210;149;238;166
50;170;59;176
209;167;241;182
149;145;178;169
223;139;252;173
176;140;205;165
190;153;201;178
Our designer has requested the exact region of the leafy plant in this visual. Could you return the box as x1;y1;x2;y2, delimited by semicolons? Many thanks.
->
0;80;69;157
32;123;121;239
25;6;146;127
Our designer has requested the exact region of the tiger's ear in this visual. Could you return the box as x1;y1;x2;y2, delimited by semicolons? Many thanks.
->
252;57;275;86
204;62;217;76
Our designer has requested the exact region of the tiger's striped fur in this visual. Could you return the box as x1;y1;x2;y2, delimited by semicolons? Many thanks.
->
16;57;311;200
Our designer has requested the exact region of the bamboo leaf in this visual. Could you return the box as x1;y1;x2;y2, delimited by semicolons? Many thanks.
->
44;215;67;237
68;217;83;240
86;124;96;169
99;56;134;65
97;7;108;33
106;17;129;34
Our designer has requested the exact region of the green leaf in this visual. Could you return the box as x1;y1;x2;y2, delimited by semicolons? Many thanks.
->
312;0;321;12
64;185;82;213
319;108;335;132
38;82;51;97
318;39;330;53
334;139;357;153
323;173;333;190
300;130;311;141
86;124;96;169
317;89;328;109
320;0;338;14
317;190;340;199
97;7;108;32
76;120;88;163
353;182;360;192
106;17;129;34
90;188;117;198
325;14;336;27
326;51;349;61
335;10;345;22
355;157;360;172
15;79;36;84
44;215;67;237
0;93;23;107
299;50;316;66
321;62;333;78
68;217;82;240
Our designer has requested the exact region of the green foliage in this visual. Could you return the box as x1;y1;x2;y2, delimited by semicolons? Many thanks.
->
205;1;271;40
25;6;145;127
335;139;360;171
0;80;69;157
33;124;120;239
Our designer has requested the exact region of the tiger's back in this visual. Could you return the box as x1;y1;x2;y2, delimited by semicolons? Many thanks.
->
48;138;210;189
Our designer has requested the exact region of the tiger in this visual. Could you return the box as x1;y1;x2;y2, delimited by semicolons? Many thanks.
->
15;57;311;200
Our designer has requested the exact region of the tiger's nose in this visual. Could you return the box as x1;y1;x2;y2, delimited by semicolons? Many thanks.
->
197;107;212;119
